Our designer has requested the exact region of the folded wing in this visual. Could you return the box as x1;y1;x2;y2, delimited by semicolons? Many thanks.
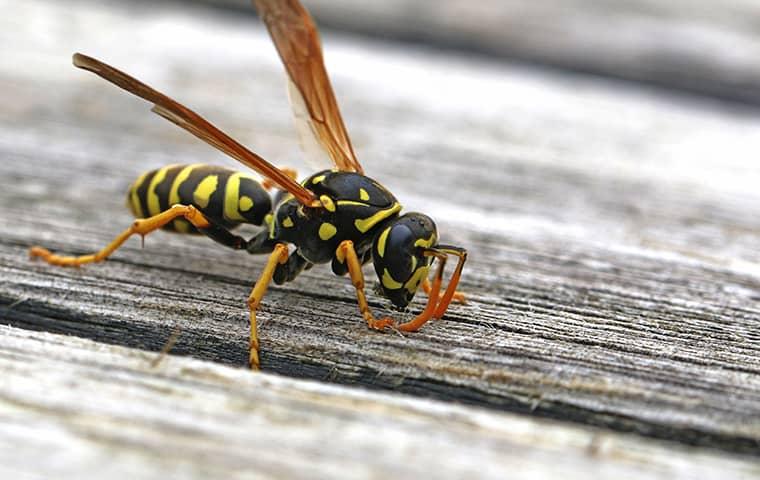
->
73;53;319;206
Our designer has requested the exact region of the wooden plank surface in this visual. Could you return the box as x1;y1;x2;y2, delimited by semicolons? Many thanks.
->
4;325;759;480
201;0;760;105
2;0;760;463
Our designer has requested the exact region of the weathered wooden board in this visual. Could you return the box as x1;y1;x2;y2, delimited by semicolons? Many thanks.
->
2;325;759;480
200;0;760;105
2;0;760;460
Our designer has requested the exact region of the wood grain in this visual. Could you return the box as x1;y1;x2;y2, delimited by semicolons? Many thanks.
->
4;325;759;479
197;0;760;105
2;0;760;461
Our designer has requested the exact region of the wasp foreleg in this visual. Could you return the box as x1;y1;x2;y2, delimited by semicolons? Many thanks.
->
396;251;448;332
431;245;467;319
336;240;395;331
422;278;466;303
420;246;468;318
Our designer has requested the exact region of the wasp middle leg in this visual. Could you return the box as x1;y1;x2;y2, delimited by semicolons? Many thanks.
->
246;243;289;370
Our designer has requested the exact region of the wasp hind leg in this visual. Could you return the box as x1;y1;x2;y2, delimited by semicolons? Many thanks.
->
29;204;212;267
29;202;294;371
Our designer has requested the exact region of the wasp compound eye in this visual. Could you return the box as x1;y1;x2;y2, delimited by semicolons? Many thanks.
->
372;213;438;309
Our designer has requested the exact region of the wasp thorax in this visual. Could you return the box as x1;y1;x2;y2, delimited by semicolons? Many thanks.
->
372;213;438;309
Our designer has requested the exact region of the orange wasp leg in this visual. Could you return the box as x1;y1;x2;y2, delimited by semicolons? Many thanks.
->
431;246;468;319
29;204;211;267
261;167;298;191
422;277;466;307
396;252;448;332
336;240;395;331
246;243;289;371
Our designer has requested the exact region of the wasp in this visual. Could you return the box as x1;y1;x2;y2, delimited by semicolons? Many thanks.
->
29;0;467;370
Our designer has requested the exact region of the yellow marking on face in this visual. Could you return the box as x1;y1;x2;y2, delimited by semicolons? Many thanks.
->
414;232;437;248
193;175;218;209
320;195;336;212
411;256;418;272
282;217;294;228
169;164;200;229
311;174;326;184
319;222;337;241
354;203;402;233
382;269;403;290
239;195;254;212
376;226;391;258
405;266;429;293
146;165;176;216
128;171;149;218
359;188;370;201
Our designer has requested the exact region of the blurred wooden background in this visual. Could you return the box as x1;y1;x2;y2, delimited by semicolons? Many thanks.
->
1;0;759;478
206;0;760;104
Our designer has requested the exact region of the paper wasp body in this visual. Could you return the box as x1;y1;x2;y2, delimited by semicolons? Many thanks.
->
30;0;467;370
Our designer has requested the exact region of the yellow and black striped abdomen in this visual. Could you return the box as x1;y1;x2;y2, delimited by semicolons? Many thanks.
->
126;164;272;233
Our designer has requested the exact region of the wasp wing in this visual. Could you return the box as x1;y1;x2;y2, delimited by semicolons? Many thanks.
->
72;53;319;207
253;0;363;174
286;77;334;172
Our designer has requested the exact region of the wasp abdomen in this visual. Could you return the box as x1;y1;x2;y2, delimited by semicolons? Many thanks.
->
126;164;271;233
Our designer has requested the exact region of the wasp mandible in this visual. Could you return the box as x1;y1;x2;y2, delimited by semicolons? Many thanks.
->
30;0;467;370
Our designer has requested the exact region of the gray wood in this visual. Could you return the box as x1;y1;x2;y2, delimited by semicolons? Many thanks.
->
196;0;760;105
2;0;760;461
4;325;759;480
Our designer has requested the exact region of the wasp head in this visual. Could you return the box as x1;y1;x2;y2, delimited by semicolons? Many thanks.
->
371;212;437;309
